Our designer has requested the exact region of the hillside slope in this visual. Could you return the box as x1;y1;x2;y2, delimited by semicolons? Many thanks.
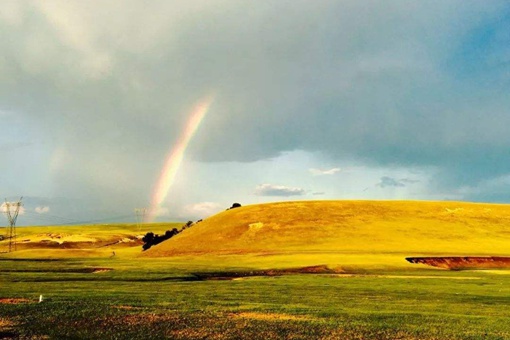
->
145;200;510;257
0;223;180;257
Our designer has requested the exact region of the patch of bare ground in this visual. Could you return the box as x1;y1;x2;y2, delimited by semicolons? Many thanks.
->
103;313;173;328
0;298;32;304
194;265;343;280
92;268;113;273
168;328;219;339
0;318;19;340
406;256;510;270
0;318;16;328
231;312;313;321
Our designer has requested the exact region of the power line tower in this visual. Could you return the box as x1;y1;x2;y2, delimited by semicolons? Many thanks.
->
3;197;23;252
134;208;147;231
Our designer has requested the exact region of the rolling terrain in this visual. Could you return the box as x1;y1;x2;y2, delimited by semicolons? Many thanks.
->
0;223;180;258
145;200;510;269
4;200;510;269
2;200;510;339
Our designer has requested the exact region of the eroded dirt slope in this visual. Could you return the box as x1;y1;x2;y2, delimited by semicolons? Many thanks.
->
406;256;510;270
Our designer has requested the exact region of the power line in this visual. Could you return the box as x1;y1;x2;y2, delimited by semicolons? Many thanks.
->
3;197;23;252
134;208;147;231
21;211;80;224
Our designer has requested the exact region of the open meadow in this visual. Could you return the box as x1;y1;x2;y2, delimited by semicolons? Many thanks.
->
4;2;510;338
1;200;510;339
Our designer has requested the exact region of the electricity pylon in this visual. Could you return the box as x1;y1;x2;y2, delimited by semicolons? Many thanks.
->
3;197;23;252
134;208;147;231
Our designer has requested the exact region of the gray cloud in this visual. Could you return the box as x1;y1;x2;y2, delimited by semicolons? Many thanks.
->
0;1;509;216
376;176;419;188
254;184;305;197
312;192;325;196
377;177;404;188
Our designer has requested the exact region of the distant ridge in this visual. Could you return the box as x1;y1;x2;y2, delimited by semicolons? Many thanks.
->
144;200;510;257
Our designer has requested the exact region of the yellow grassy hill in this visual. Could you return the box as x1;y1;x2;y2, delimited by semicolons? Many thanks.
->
145;200;510;258
0;223;181;258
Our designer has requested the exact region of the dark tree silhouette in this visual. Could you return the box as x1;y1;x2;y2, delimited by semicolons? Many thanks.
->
142;222;195;251
227;203;241;210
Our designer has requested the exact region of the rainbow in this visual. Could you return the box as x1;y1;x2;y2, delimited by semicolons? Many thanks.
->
146;96;214;222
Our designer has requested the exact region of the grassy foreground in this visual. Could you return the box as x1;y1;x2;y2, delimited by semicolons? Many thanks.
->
2;200;510;339
1;256;510;339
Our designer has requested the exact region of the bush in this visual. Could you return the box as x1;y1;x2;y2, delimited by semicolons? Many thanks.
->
227;203;241;210
142;222;194;251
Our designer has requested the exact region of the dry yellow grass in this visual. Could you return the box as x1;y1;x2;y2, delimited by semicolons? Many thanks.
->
145;200;510;260
0;223;180;258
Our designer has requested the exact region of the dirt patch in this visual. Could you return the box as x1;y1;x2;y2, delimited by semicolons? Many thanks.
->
33;233;97;244
406;256;510;270
0;318;16;328
167;328;213;339
92;268;113;273
193;265;342;280
231;312;313;321
0;298;32;304
120;313;170;326
0;318;18;340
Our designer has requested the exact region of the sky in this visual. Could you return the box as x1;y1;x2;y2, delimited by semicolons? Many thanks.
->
1;0;510;226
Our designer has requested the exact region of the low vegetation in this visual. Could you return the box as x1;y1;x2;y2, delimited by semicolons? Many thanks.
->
1;257;510;339
1;200;510;339
142;221;194;251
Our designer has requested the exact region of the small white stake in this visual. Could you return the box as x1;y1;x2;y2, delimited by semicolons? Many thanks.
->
39;294;43;303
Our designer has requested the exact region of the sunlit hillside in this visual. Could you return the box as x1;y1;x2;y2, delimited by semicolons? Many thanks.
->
145;200;510;258
0;223;180;258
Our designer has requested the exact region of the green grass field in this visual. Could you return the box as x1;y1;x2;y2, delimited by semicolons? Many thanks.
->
1;257;510;339
1;200;510;339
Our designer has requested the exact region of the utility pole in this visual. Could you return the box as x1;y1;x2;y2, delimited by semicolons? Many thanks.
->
134;208;147;231
4;197;23;252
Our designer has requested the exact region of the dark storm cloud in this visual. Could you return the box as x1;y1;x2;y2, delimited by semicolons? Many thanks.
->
187;0;510;190
0;0;509;210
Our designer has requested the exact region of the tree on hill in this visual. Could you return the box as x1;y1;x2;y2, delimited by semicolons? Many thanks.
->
227;203;241;210
142;222;194;251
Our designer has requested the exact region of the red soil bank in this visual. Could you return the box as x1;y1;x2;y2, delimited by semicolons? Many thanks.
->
406;257;510;270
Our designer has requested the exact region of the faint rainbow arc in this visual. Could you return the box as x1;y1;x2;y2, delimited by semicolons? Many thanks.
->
146;96;214;222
